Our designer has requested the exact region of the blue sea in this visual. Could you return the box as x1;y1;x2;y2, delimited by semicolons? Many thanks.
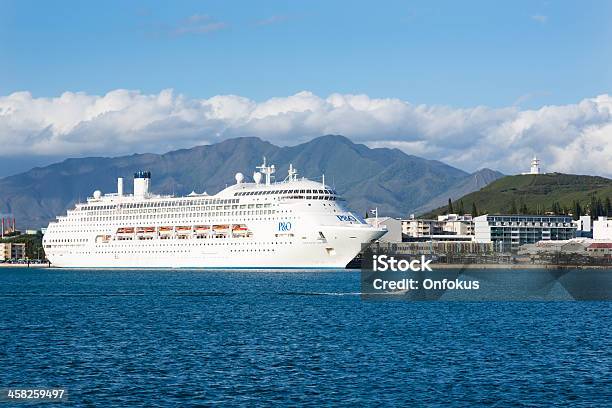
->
1;268;610;407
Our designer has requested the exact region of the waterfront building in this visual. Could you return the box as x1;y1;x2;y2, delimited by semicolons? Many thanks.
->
518;239;590;256
586;242;612;257
573;215;592;238
474;214;576;251
402;214;475;242
366;217;402;242
593;216;612;240
401;219;443;238
437;214;474;236
0;242;26;261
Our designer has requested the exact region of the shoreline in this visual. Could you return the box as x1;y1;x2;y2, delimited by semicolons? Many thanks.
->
0;263;50;268
430;263;612;269
1;263;610;270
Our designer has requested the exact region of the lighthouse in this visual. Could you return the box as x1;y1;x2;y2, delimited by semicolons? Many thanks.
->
521;155;542;175
529;156;541;174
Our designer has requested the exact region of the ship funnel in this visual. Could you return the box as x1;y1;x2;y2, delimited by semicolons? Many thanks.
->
117;177;124;196
134;171;151;198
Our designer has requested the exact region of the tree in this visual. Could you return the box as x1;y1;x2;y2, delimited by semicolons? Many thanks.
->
597;197;604;218
520;203;528;215
606;197;612;217
471;202;478;217
572;200;582;220
590;195;604;219
447;198;454;214
458;200;465;215
550;201;562;215
509;199;518;215
590;195;596;219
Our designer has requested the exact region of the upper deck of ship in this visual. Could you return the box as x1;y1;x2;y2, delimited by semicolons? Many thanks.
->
72;160;339;212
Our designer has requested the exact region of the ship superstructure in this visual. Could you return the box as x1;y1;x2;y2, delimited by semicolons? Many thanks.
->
43;160;386;268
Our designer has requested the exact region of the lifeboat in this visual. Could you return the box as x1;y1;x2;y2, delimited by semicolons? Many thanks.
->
232;224;249;237
176;226;192;231
212;224;229;231
117;227;134;234
96;235;111;243
158;226;173;232
195;225;210;231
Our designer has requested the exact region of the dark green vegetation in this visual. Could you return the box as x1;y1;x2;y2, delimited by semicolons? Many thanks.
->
0;233;44;260
0;135;502;228
425;173;612;219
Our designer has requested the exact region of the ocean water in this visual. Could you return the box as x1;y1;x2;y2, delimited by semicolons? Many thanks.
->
1;268;610;407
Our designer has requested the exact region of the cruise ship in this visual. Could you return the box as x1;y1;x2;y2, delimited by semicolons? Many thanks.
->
43;160;386;268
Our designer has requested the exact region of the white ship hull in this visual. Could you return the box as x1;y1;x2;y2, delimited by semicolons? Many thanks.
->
48;225;382;269
44;163;386;269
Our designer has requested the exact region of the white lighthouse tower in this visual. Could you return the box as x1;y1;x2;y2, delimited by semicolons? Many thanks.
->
530;156;541;174
522;155;541;175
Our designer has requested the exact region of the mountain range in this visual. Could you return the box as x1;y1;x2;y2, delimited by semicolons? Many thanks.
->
0;135;503;229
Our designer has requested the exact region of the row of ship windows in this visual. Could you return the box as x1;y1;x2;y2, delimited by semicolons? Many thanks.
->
235;189;337;196
75;200;335;218
56;248;281;255
80;198;240;211
52;242;293;253
50;217;300;234
71;209;278;222
74;203;274;217
76;197;334;216
78;194;338;214
45;236;298;244
59;211;303;225
56;248;281;254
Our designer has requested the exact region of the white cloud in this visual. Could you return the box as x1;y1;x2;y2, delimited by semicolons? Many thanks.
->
531;14;548;24
0;89;611;177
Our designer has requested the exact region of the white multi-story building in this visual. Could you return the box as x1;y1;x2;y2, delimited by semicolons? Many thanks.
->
474;214;576;251
43;161;385;268
401;219;443;238
437;214;474;236
573;215;592;237
593;216;612;241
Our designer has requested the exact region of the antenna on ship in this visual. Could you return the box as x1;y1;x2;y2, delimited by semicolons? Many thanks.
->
256;157;276;186
286;163;298;182
322;173;325;187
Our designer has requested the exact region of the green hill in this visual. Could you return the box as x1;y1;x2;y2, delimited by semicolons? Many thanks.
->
423;173;612;218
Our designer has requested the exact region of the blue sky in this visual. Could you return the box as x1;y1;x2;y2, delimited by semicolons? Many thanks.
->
1;0;610;108
0;0;611;178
